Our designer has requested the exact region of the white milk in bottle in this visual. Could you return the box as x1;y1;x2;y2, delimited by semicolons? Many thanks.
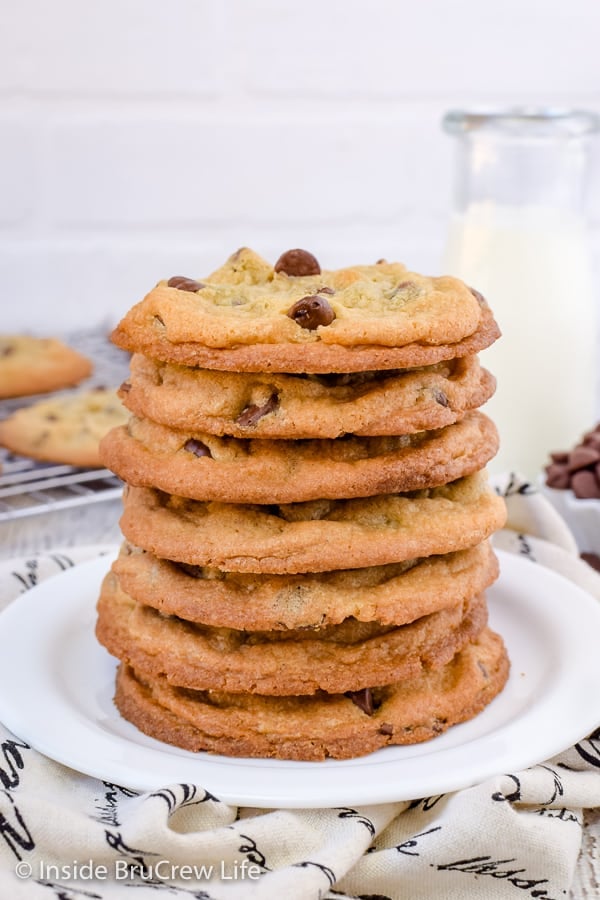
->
442;109;599;478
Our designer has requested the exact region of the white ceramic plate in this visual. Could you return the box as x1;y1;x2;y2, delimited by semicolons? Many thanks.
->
0;550;599;808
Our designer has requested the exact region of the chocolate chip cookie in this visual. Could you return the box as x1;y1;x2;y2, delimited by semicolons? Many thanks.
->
0;388;129;467
119;472;507;574
111;248;500;373
97;570;488;695
113;627;510;760
0;334;92;399
120;354;495;439
112;542;498;631
100;412;498;503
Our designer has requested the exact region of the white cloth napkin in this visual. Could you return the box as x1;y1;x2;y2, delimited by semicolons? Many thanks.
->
0;475;598;900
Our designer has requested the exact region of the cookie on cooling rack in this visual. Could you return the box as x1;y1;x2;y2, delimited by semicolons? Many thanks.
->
0;388;129;467
0;334;92;399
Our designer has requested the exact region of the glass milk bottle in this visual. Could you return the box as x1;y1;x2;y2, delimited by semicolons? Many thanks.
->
442;108;600;478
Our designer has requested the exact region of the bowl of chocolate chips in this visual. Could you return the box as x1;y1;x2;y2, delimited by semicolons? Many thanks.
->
543;424;600;570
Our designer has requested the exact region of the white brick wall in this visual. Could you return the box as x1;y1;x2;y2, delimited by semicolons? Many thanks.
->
2;0;600;332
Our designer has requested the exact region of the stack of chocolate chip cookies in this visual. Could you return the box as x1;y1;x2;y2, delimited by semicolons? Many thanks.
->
97;247;510;761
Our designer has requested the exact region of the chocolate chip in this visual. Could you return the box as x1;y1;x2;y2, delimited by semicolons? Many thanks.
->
154;315;165;326
119;381;132;393
167;275;205;292
571;469;600;499
236;393;279;427
583;434;600;452
378;723;393;735
568;446;600;472
0;345;14;357
433;389;449;407
345;688;374;716
274;249;321;277
545;463;571;489
183;438;212;458
477;661;489;678
376;258;388;264
287;295;335;331
546;426;600;496
388;280;415;299
581;552;600;572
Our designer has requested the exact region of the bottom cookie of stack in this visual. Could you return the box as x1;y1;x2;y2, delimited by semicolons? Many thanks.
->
114;629;509;761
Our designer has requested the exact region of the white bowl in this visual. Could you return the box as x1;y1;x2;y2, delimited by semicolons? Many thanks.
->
539;480;600;555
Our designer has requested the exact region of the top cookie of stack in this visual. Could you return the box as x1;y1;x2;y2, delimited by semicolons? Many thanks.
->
111;246;500;373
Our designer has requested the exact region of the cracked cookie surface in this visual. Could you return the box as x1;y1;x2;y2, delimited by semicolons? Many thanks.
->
111;248;500;373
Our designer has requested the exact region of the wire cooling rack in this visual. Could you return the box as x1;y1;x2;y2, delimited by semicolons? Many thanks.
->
0;326;130;523
0;460;123;522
